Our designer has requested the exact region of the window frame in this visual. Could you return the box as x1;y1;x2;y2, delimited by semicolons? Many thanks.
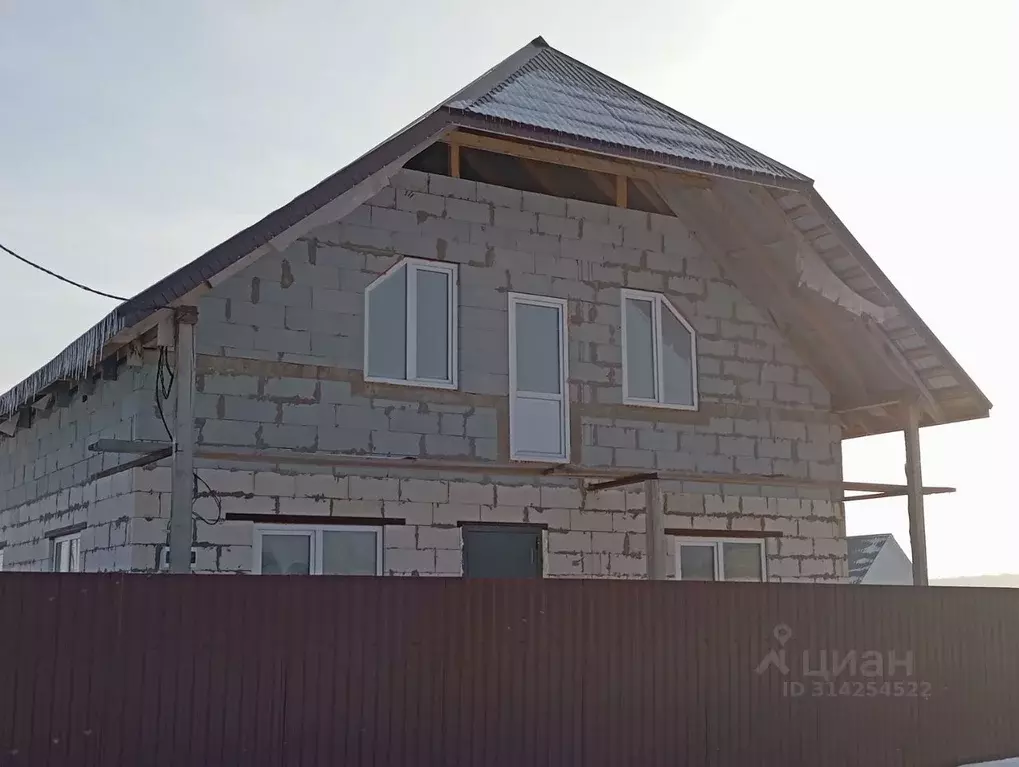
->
674;536;766;582
363;257;459;390
252;524;384;575
620;288;698;411
508;292;571;463
51;532;82;573
462;524;545;579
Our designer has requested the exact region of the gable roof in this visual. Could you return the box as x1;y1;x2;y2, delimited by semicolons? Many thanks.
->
447;39;805;182
0;37;991;436
847;534;894;583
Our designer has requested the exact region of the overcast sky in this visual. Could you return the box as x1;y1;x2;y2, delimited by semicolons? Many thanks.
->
1;0;1015;577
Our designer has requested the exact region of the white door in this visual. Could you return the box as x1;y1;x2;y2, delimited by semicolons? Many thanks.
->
508;293;569;462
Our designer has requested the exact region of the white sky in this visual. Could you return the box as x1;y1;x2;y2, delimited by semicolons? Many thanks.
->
1;1;1015;577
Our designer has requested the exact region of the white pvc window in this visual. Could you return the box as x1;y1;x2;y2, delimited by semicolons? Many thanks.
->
675;537;766;582
509;293;570;462
364;258;458;389
621;289;697;410
51;533;82;573
253;525;383;575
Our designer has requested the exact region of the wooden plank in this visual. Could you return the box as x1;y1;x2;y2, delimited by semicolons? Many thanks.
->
615;174;627;207
644;478;667;580
88;448;172;482
904;401;929;585
865;320;944;421
169;307;198;573
587;472;656;491
450;142;461;178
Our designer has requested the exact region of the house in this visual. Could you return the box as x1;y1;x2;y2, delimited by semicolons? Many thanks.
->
847;533;913;585
0;38;989;583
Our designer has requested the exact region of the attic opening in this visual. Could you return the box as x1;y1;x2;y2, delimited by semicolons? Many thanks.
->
404;137;673;216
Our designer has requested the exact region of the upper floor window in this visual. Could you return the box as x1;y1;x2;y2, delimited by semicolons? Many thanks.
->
254;524;382;575
675;536;765;582
621;289;697;410
364;258;458;389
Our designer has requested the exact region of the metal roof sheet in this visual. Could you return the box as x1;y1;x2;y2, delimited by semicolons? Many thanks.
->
847;534;891;583
447;42;805;181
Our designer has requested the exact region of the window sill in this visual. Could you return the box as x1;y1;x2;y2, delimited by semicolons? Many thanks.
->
623;397;699;412
509;451;571;464
363;375;458;391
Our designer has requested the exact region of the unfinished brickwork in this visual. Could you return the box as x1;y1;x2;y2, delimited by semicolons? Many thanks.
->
0;169;849;581
0;366;167;571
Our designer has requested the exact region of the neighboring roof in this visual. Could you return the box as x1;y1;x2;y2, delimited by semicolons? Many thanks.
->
0;37;992;435
847;534;893;583
447;40;805;182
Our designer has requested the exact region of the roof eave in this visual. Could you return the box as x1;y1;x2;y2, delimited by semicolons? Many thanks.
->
802;188;993;417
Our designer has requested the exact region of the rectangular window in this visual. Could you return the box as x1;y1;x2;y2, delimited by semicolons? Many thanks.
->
0;547;4;572
253;525;383;575
364;258;458;389
675;537;765;582
463;526;543;578
508;293;569;462
52;533;82;573
621;289;697;410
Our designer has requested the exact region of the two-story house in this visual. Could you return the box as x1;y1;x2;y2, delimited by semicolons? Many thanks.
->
0;38;989;583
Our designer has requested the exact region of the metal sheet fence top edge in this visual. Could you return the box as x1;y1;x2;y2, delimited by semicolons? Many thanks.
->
1;574;1017;767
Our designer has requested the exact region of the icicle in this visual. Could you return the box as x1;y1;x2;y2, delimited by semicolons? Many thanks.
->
0;309;126;419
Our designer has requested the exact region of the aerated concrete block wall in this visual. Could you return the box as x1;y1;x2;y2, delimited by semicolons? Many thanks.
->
0;366;168;571
0;169;848;581
159;168;846;582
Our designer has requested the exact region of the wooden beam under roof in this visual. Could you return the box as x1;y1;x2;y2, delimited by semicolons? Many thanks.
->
445;130;712;188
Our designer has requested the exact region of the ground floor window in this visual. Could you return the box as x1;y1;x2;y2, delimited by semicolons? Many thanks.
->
462;525;543;578
253;524;382;575
51;532;82;573
674;536;765;582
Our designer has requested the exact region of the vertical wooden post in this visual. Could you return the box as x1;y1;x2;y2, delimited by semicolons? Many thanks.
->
169;306;198;574
903;401;929;586
645;477;667;580
615;175;627;208
450;142;461;179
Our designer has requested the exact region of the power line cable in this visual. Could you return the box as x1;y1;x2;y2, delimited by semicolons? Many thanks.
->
1;240;130;301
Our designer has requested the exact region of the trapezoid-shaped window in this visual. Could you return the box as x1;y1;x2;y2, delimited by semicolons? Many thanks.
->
621;289;698;410
364;258;458;389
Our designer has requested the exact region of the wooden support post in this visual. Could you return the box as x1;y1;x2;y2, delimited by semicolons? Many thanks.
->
615;175;627;207
450;142;461;178
645;478;667;580
903;401;929;586
169;306;198;574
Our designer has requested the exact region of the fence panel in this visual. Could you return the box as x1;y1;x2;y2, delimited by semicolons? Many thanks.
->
0;574;1017;766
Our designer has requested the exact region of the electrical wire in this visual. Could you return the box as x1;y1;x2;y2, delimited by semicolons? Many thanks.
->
154;345;223;525
193;473;224;526
1;240;130;301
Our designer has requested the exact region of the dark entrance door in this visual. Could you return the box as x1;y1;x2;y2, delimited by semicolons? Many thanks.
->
462;526;543;578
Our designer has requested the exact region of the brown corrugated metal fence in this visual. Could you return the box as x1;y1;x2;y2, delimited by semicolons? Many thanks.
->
1;574;1017;766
